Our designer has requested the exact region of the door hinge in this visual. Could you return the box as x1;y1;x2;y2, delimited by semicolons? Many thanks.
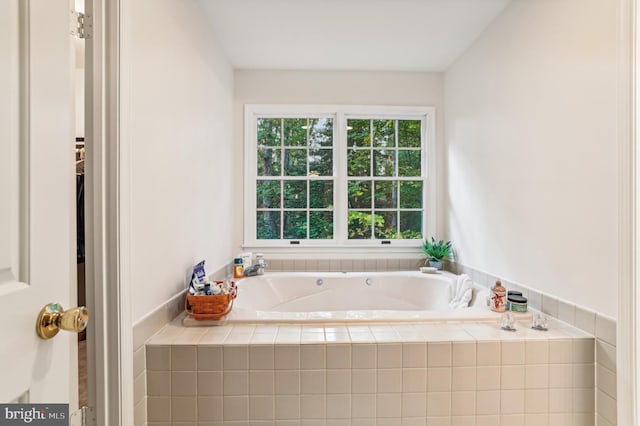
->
69;406;96;426
70;10;92;39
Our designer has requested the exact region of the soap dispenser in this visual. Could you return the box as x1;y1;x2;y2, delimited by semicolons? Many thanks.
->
490;279;506;312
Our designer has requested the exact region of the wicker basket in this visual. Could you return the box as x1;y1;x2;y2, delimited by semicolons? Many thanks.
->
185;281;237;320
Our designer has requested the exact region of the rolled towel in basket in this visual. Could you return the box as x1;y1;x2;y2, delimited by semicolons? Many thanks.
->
449;274;474;309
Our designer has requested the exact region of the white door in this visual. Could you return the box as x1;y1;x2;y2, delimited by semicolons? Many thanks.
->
0;0;79;410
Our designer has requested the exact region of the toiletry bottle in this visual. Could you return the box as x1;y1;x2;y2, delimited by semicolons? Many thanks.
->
490;279;506;312
233;257;244;279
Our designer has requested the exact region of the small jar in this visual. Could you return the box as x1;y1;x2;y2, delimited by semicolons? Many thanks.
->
508;295;528;312
233;257;244;279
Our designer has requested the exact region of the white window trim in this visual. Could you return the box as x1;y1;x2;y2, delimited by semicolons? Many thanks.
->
243;104;437;254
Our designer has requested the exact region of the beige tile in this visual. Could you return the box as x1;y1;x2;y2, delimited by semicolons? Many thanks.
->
171;371;196;396
275;370;300;395
596;390;617;424
223;370;249;395
134;347;146;377
147;371;170;396
549;340;573;364
501;365;525;389
300;370;325;394
197;346;223;371
575;413;596;426
595;315;616;346
249;395;274;420
134;372;146;405
197;396;223;421
501;341;525;365
597;364;616;398
377;393;402;418
224;345;249;370
326;394;351;419
171;396;197;422
451;391;475;416
557;301;576;325
573;339;595;364
378;344;403;368
146;346;170;371
427;343;452;367
426;417;451;426
146;396;170;422
275;345;300;370
573;388;595;413
351;394;376;418
326;369;351;394
403;343;427;368
249;345;274;370
301;394;325;419
476;414;500;426
427;367;451;392
197;371;222;396
133;398;146;426
249;370;274;395
378;368;402;393
301;344;325;369
525;389;549;414
326;344;351;369
549;413;572;425
476;366;501;390
524;365;548;389
451;415;475;426
549;364;573;389
525;340;548;365
549;388;573;413
223;396;249;421
352;344;377;369
402;392;427;417
573;363;595;388
500;389;524;414
426;392;450;417
403;368;427;393
352;369;376;394
452;367;476;391
596;340;616;373
476;391;500;415
171;346;197;371
574;307;596;334
452;342;476;367
477;341;501;366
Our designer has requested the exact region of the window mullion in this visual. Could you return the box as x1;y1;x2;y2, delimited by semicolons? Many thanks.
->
334;112;348;244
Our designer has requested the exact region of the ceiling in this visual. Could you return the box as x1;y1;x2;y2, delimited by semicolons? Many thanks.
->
199;0;512;72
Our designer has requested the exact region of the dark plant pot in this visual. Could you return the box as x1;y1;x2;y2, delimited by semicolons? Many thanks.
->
428;260;443;270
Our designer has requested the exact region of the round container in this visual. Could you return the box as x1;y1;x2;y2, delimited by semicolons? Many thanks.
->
508;295;528;312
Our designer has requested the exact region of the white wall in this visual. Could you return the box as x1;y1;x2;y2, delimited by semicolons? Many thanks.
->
444;0;618;317
123;0;234;323
233;70;445;253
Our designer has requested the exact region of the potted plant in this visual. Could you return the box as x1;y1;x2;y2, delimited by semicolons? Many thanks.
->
421;237;452;270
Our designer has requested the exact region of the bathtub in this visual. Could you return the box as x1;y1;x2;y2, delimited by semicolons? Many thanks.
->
209;271;496;323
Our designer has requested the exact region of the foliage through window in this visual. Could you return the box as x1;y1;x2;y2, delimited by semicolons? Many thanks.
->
246;106;433;247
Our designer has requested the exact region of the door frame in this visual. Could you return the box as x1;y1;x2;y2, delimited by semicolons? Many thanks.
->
618;0;638;424
85;0;133;424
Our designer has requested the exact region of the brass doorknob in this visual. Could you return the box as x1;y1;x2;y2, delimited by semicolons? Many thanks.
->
36;303;89;339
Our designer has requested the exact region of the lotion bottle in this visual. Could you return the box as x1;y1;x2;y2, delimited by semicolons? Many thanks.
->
490;279;506;312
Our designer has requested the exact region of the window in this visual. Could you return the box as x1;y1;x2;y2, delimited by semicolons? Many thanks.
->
244;105;435;249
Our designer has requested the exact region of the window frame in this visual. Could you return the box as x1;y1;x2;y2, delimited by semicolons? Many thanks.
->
244;104;436;253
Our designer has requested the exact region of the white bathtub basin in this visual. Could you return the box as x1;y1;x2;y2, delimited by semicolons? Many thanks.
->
205;271;495;324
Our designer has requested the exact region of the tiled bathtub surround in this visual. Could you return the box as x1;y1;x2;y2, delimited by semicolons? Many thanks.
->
448;261;617;426
146;317;595;425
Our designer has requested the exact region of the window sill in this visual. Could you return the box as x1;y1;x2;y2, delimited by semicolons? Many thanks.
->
240;244;424;259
